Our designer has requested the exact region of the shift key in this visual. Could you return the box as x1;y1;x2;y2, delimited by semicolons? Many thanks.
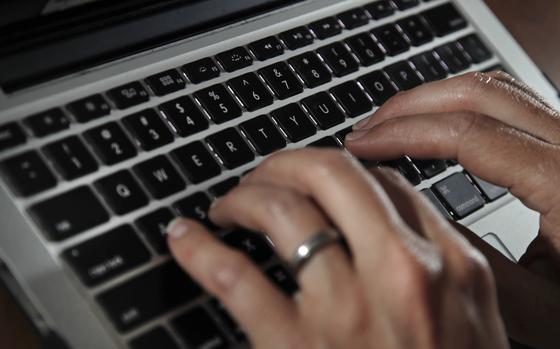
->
29;186;110;241
433;173;485;219
97;262;201;332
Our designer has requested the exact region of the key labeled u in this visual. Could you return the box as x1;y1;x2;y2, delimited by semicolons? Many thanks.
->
318;103;330;114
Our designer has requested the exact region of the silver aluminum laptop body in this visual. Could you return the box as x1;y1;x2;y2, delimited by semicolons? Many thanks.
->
0;0;556;348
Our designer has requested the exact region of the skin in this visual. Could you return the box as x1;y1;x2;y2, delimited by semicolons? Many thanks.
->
167;71;559;348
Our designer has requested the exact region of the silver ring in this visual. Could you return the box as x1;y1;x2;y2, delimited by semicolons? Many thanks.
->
290;228;343;275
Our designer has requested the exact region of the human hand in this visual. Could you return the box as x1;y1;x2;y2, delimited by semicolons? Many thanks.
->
167;149;508;349
345;71;560;349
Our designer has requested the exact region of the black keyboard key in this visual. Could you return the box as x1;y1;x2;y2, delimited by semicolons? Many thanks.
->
0;122;26;152
24;108;70;137
469;175;507;202
195;84;242;124
435;42;471;74
289;52;332;88
97;262;201;332
135;208;175;254
122;109;174;151
384;61;423;90
171;142;221;184
94;170;149;215
410;51;448;82
413;159;447;178
393;0;419;10
182;58;221;84
433;173;485;219
279;26;315;50
270;104;316;142
173;192;213;226
130;327;180;349
317;42;359;77
266;265;299;296
63;225;151;287
207;128;255;169
209;177;240;198
337;8;370;30
228;73;274;112
372;24;410;56
358;70;398;105
67;94;111;123
259;62;303;100
345;33;385;66
133;155;186;199
421;189;452;219
382;158;422;186
145;69;186;96
160;96;209;138
84;122;137;165
364;1;395;19
308;17;342;40
29;186;109;241
331;81;373;118
223;230;274;264
248;36;284;61
215;47;253;72
0;151;56;197
107;82;149;109
172;307;228;349
458;34;492;63
43;136;98;180
309;136;341;148
423;3;467;37
302;92;346;130
209;299;246;341
240;115;286;155
397;15;433;46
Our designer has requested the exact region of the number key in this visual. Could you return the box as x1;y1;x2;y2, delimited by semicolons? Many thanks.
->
159;96;209;137
259;62;303;100
228;73;273;112
84;122;137;165
317;42;359;77
194;84;242;124
43;136;98;180
288;52;332;88
122;109;174;151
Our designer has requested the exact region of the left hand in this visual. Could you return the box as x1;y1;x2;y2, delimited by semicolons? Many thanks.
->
167;149;508;349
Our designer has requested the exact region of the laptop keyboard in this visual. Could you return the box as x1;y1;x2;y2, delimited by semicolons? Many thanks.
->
0;1;511;347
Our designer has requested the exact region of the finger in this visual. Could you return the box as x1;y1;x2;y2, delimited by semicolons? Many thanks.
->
242;149;407;271
453;224;560;349
167;218;299;346
370;168;490;296
346;112;558;214
487;70;556;111
354;72;560;143
209;183;355;301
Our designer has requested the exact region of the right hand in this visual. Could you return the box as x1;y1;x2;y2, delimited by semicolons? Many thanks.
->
345;71;560;349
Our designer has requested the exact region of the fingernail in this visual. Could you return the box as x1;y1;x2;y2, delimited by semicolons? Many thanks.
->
345;130;368;141
353;117;371;130
166;218;191;239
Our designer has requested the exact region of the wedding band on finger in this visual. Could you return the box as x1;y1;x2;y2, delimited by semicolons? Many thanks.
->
290;228;344;275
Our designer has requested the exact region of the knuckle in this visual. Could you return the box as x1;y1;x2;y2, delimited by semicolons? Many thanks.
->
303;150;351;180
262;190;305;219
463;249;494;290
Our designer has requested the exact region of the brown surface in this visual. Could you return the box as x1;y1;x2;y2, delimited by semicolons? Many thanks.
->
1;1;560;347
484;0;560;87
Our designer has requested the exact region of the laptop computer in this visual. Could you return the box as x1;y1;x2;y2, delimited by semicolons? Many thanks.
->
0;0;556;348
